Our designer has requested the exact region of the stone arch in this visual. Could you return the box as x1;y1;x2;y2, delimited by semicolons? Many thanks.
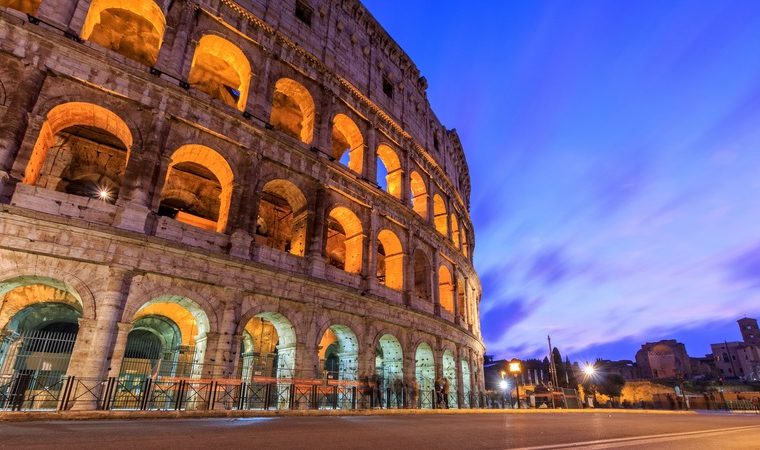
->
331;113;364;174
270;78;315;144
158;144;234;232
81;0;166;66
412;249;431;301
123;295;211;378
0;0;41;14
376;229;403;291
188;34;252;111
22;102;133;202
375;334;403;397
415;342;435;408
438;265;454;314
0;276;85;332
410;171;428;219
318;324;359;381
240;311;297;380
442;348;458;408
256;179;308;257
325;205;364;274
376;144;402;199
451;214;460;249
433;194;448;236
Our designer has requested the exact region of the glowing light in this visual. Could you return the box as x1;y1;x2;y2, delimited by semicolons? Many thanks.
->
499;380;509;390
508;360;522;374
97;188;112;201
583;363;596;376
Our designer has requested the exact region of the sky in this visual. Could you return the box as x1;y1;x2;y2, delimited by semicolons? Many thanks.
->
362;0;760;362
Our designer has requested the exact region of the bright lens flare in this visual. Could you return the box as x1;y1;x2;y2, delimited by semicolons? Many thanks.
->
583;364;596;376
499;380;508;390
97;188;112;201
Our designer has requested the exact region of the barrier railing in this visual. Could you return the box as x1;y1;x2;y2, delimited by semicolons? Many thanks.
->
0;372;483;412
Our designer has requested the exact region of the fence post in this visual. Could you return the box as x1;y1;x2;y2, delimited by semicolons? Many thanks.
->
57;376;75;411
238;382;247;410
386;387;391;409
311;385;318;409
208;381;217;410
101;377;117;411
332;385;338;409
174;380;186;410
139;378;152;410
288;383;295;410
351;386;357;409
264;383;272;410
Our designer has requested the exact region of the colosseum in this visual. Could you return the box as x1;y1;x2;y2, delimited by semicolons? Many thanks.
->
0;0;483;411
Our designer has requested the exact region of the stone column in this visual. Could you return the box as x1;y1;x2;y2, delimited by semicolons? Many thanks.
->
206;299;241;379
65;268;132;410
452;274;460;325
229;158;258;258
0;66;46;201
113;113;170;232
155;2;198;76
364;209;378;291
402;151;412;208
307;188;327;277
445;196;453;241
315;90;334;155
106;322;134;378
455;346;465;408
364;125;378;183
432;251;441;316
38;0;81;30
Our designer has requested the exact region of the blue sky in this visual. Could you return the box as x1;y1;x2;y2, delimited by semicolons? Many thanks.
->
363;1;760;361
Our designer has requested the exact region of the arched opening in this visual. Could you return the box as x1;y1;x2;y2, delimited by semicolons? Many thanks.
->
325;206;363;274
0;0;40;14
157;145;234;233
318;325;358;381
81;0;166;66
433;194;448;236
376;144;402;199
270;78;315;144
413;250;431;301
451;214;460;249
375;334;403;406
239;312;296;381
23;102;133;203
331;114;364;174
456;276;466;323
410;171;428;219
461;359;472;407
443;349;458;408
188;35;251;111
255;179;308;257
121;296;210;380
438;266;454;315
376;229;403;291
415;342;435;408
0;277;84;408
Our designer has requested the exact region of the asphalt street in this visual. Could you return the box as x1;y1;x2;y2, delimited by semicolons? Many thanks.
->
0;412;758;449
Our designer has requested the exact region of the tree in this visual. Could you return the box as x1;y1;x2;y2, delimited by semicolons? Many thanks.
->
598;373;626;398
565;357;578;388
552;348;566;387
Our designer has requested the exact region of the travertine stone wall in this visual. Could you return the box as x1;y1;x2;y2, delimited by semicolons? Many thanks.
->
0;0;485;399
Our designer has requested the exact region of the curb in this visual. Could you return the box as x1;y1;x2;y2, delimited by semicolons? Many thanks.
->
0;408;703;422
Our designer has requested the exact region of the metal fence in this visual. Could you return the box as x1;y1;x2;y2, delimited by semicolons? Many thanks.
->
0;372;483;412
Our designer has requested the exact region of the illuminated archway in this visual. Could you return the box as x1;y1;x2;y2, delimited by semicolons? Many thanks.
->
123;295;210;379
23;102;133;203
443;349;458;408
413;250;431;301
240;312;296;380
0;0;41;14
376;229;403;291
256;179;308;257
433;194;448;236
461;359;472;407
188;35;251;111
331;114;364;174
438;265;454;314
318;324;358;381
270;78;315;144
325;206;363;274
376;144;402;199
451;214;460;249
415;342;435;408
410;171;428;219
158;145;234;233
375;334;403;404
81;0;166;66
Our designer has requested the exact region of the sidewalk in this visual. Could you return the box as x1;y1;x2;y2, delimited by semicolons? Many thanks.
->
0;407;707;422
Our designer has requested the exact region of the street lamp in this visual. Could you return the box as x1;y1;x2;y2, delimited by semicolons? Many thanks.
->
508;358;522;409
583;363;596;378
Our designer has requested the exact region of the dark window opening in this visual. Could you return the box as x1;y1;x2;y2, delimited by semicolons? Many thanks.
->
295;0;313;26
382;76;394;98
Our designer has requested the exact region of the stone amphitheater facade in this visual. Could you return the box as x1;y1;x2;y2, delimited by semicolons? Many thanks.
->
0;0;484;408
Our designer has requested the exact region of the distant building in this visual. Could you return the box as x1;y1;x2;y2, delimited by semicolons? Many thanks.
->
635;340;691;379
595;359;640;380
710;318;760;381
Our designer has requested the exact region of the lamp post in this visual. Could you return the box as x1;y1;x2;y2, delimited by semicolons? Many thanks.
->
499;371;509;409
508;358;522;409
582;362;596;408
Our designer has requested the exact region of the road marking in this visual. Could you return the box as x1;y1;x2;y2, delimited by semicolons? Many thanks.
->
515;425;760;449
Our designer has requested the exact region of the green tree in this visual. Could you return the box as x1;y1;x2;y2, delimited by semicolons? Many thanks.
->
552;347;567;387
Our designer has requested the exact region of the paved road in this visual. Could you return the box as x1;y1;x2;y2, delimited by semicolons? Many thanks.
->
0;412;758;449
